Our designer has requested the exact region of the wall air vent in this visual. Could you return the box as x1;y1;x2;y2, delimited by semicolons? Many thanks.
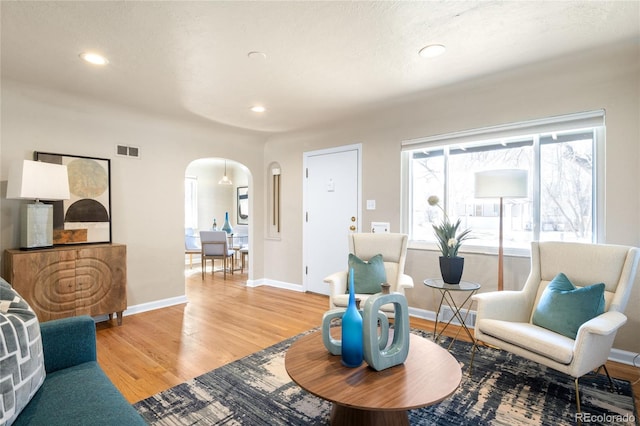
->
439;306;476;328
115;145;141;159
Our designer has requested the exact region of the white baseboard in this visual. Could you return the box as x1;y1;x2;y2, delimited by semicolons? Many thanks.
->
608;348;640;366
246;278;305;292
92;295;189;323
408;306;438;323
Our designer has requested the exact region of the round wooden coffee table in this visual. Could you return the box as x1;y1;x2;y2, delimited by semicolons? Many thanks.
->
285;330;461;426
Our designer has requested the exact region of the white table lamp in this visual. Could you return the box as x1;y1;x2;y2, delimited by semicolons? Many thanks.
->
7;160;71;249
474;169;528;290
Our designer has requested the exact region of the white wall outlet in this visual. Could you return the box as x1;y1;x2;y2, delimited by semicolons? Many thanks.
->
371;222;390;233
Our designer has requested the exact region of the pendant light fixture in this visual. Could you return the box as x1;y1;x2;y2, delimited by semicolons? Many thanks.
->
218;160;233;185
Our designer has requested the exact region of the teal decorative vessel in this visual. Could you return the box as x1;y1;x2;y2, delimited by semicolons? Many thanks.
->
363;292;410;371
321;308;388;355
221;212;233;234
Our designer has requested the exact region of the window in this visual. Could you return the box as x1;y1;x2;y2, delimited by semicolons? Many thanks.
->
185;176;198;229
401;111;605;253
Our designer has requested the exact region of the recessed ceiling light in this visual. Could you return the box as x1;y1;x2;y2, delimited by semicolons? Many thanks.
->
250;105;266;113
418;44;446;58
247;51;267;60
80;52;109;65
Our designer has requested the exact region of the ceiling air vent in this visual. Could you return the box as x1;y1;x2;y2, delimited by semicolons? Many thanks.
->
115;145;141;159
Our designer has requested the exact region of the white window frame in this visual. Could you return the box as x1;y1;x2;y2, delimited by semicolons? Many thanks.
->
400;110;606;254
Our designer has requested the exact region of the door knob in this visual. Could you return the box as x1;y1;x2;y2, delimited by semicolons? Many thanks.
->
349;225;356;231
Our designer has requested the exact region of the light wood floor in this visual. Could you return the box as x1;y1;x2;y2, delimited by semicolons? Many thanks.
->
96;265;640;413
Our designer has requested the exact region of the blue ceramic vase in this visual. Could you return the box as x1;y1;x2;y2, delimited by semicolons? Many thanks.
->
341;268;363;367
221;212;233;234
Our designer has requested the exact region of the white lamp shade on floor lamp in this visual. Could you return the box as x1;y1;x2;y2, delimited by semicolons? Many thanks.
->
7;160;70;249
474;169;528;290
474;169;528;199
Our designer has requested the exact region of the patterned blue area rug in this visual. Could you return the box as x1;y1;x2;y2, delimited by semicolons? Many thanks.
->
134;329;637;425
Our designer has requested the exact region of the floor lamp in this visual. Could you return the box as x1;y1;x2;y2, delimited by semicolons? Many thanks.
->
474;169;528;291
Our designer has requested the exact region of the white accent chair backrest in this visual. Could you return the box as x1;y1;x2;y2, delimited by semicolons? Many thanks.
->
324;233;414;317
528;241;637;315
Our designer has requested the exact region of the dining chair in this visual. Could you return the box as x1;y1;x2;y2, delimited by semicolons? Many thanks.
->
240;246;249;274
185;228;201;269
200;231;235;279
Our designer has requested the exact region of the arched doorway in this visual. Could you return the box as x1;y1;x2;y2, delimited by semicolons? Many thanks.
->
184;157;251;278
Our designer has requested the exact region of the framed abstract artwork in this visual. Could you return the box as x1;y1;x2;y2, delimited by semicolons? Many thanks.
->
35;152;112;245
237;186;249;225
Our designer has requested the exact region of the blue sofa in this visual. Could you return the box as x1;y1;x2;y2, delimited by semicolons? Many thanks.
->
13;316;146;425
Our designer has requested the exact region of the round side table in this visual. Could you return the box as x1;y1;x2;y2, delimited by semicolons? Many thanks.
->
424;279;480;348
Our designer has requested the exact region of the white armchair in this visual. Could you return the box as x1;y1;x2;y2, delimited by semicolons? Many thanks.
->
324;233;414;317
472;241;640;414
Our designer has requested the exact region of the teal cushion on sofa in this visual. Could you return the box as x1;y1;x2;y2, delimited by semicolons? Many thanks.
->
347;253;387;294
14;361;146;426
532;272;605;339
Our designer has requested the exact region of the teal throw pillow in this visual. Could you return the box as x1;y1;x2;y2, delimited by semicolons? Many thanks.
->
347;253;387;294
532;272;605;339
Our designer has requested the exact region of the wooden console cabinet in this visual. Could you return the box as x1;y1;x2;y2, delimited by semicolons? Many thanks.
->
2;244;127;325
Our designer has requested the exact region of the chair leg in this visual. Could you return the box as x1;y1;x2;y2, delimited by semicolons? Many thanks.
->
574;377;582;420
469;341;478;374
601;364;615;392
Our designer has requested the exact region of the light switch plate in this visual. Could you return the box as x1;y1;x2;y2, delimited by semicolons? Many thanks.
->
366;200;376;210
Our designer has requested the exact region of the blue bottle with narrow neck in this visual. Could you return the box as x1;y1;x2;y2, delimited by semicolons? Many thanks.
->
341;268;363;367
221;212;233;234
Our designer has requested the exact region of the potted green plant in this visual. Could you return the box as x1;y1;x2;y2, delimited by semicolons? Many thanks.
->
428;195;472;284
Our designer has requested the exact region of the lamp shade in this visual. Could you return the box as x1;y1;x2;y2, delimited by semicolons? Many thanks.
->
7;160;70;201
218;160;233;185
474;169;528;199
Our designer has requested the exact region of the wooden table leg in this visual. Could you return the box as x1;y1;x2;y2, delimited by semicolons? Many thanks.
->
330;404;409;426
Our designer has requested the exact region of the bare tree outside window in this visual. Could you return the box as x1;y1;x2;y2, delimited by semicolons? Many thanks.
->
540;135;594;242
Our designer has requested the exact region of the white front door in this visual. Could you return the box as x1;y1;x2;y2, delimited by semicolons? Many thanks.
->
303;145;361;295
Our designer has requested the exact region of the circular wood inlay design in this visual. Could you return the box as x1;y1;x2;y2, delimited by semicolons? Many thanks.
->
33;257;113;315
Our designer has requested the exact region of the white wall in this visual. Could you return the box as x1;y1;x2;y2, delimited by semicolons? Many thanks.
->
0;80;267;307
263;41;640;352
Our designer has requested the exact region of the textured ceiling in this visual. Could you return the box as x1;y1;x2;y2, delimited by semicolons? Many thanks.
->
2;1;639;133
